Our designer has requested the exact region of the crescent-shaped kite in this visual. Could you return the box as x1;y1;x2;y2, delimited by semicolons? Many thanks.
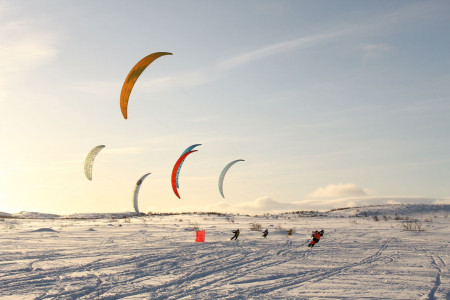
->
176;144;201;188
84;145;105;181
120;52;172;119
171;150;198;199
133;173;151;215
218;159;245;198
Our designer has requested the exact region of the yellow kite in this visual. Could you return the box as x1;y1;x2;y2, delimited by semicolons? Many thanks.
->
120;52;172;119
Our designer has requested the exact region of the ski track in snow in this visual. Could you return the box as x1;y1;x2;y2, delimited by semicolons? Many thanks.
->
0;205;449;299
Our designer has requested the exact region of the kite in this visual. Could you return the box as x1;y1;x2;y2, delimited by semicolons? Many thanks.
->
218;159;244;198
171;150;198;199
176;144;201;188
120;52;172;119
84;145;105;180
133;173;151;215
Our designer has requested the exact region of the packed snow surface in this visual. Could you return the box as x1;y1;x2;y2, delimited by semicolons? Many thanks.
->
0;204;449;299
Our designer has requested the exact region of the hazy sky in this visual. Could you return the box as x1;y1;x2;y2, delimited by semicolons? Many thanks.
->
1;1;449;214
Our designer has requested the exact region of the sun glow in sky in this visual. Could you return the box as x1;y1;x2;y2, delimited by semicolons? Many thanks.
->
0;1;449;214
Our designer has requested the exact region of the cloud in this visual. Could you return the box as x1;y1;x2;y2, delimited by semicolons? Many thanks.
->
217;28;350;70
141;28;347;91
202;195;449;214
205;197;305;214
138;2;438;92
0;20;57;75
308;183;367;198
202;196;298;213
359;43;391;62
237;196;300;211
191;184;396;214
293;196;449;211
140;26;347;91
386;199;402;205
217;2;435;71
0;7;58;94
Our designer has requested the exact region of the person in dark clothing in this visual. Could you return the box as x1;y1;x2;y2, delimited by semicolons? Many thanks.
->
262;229;269;238
231;229;240;240
308;229;324;247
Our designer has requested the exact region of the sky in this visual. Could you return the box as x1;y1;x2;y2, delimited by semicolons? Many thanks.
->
0;0;449;214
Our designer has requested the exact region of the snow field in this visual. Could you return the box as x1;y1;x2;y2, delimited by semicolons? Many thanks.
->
0;205;448;299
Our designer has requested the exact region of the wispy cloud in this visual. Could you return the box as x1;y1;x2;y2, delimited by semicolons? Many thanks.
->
206;196;301;213
204;195;449;213
0;20;57;74
217;28;351;70
237;196;300;211
142;2;438;93
308;183;368;199
0;6;58;98
121;2;442;98
217;2;439;71
359;43;391;62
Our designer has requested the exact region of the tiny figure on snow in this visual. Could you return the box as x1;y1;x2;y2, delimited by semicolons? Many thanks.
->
231;229;240;240
308;229;324;248
286;229;293;236
262;229;269;238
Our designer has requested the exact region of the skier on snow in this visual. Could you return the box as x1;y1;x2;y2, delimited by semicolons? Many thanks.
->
262;229;269;238
231;229;240;240
308;229;324;247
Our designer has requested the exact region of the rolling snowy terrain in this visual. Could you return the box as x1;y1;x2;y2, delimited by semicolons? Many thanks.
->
0;204;449;299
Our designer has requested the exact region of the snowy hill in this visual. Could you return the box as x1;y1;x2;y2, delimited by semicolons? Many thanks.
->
0;204;449;299
326;204;450;217
0;211;12;218
4;203;449;220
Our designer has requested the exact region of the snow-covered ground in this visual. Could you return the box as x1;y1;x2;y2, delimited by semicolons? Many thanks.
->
0;204;449;299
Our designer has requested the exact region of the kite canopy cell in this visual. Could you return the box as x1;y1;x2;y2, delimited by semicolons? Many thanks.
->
171;150;198;199
120;52;172;119
218;159;245;198
133;173;151;215
84;145;105;181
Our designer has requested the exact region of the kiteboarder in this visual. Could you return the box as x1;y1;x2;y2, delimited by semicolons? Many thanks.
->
308;230;324;247
231;229;240;240
262;229;269;238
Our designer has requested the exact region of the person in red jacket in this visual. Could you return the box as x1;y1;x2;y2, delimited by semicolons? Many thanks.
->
308;229;324;247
